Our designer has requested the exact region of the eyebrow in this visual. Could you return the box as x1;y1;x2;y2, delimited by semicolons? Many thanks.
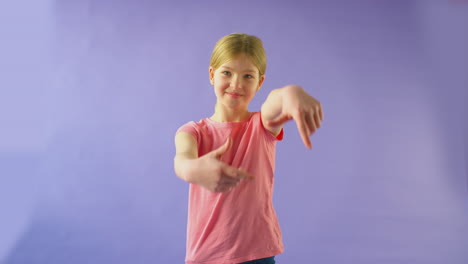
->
220;66;257;73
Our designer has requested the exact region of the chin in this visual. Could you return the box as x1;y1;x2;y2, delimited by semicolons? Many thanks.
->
223;102;244;109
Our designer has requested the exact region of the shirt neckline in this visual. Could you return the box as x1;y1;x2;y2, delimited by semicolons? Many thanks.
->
204;112;256;127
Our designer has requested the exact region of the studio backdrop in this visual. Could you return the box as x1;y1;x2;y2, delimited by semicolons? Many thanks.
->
1;1;467;263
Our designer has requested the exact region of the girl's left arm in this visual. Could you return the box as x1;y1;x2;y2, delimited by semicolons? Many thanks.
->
260;85;324;149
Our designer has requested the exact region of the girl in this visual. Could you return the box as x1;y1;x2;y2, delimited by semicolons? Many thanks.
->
174;33;323;264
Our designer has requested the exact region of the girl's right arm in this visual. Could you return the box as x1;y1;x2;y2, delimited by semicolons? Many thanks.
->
173;132;254;193
173;132;199;183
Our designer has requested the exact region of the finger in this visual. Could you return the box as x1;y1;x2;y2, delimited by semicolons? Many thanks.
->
314;112;321;129
305;113;317;135
216;179;241;192
214;185;230;193
221;164;239;179
313;105;321;128
213;137;232;159
237;168;255;181
295;112;312;149
219;180;239;189
221;164;254;181
220;176;240;185
267;114;291;127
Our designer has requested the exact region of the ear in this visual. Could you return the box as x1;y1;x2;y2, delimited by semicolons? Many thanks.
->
256;75;265;91
209;67;215;85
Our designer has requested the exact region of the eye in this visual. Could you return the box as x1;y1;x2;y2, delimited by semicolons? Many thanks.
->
244;74;254;79
222;71;231;76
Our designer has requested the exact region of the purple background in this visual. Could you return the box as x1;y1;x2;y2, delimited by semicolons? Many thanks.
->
1;1;467;263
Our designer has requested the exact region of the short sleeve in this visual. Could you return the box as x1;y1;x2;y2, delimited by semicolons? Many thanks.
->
275;128;284;141
257;112;284;142
176;121;200;143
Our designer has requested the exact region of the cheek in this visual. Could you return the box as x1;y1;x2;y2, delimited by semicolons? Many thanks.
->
214;82;228;95
215;78;229;89
247;82;259;93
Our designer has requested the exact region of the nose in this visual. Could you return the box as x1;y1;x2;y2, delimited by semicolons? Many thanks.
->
230;75;242;90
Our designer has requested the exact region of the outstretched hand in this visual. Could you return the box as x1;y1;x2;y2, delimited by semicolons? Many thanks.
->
268;85;323;149
194;137;254;193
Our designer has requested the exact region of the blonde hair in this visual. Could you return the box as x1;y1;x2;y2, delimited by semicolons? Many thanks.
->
209;33;267;76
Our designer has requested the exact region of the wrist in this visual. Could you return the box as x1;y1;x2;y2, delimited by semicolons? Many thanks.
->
282;84;303;94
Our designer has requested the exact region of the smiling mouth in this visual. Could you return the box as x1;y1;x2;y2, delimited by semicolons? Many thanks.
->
226;92;243;98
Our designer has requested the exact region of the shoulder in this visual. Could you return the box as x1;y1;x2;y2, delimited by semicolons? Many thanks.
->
248;111;261;122
250;112;284;141
174;130;198;152
175;118;212;142
176;120;198;132
176;118;208;133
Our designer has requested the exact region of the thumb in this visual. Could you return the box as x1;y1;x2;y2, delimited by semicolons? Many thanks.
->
267;113;291;127
212;137;232;159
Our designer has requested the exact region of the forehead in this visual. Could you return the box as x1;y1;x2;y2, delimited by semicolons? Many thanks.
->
218;54;258;73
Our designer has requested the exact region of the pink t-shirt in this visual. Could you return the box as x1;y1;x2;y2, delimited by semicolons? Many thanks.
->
176;112;284;264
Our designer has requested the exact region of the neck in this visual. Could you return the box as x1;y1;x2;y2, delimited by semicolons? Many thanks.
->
210;103;250;122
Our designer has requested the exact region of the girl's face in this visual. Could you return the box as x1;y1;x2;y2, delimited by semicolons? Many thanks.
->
209;54;265;112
